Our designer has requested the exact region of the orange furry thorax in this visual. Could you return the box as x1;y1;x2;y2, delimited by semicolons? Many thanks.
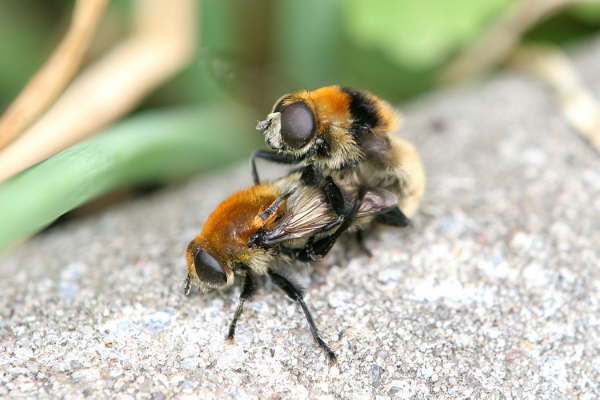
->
194;184;284;264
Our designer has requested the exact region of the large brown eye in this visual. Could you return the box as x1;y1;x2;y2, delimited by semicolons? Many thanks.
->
280;101;315;149
194;248;227;285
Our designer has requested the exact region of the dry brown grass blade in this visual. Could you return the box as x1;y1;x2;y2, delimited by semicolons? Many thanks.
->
0;0;108;150
509;45;600;153
439;0;582;84
0;0;198;183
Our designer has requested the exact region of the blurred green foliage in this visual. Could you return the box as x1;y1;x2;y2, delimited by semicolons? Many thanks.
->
3;0;600;109
151;0;600;105
570;2;600;23
344;0;513;68
0;0;599;248
0;105;254;251
0;2;58;107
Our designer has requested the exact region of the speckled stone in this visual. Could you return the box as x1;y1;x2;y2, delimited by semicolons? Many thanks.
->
2;39;600;399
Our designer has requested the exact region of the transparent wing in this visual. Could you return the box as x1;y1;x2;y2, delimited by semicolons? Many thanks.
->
261;186;398;246
355;188;398;218
261;186;339;246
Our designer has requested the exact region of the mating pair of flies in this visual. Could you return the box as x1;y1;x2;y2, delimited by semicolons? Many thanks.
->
184;86;426;363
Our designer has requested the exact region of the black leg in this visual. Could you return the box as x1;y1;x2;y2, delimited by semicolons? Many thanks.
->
269;271;337;364
374;206;411;227
251;150;300;184
322;176;346;217
299;164;319;186
310;188;366;258
279;241;317;263
184;275;192;296
300;166;346;218
355;230;373;257
226;274;257;341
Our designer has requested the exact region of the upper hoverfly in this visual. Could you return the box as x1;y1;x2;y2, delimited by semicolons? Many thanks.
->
254;86;425;240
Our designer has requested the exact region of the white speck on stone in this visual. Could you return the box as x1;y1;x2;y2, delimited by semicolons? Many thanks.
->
477;257;508;280
420;364;435;379
388;379;416;397
60;262;86;281
485;327;501;339
510;232;533;251
59;262;87;301
13;347;34;362
540;356;568;391
180;343;199;358
328;365;340;377
327;290;353;309
411;278;466;304
180;358;199;370
179;394;202;400
522;146;546;166
522;263;549;288
100;319;134;339
217;345;247;369
377;267;405;283
291;385;309;399
72;368;101;383
143;310;174;333
58;281;79;302
316;395;335;400
351;391;371;400
550;222;572;239
11;379;36;393
582;169;600;190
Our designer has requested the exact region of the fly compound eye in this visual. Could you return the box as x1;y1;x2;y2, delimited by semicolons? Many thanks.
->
272;94;292;113
194;248;227;285
280;101;315;149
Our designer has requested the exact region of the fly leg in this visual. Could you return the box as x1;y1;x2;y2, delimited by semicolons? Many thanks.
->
226;273;257;341
251;150;300;184
355;230;373;257
309;188;366;258
269;271;337;364
374;206;411;227
300;165;346;218
322;176;346;217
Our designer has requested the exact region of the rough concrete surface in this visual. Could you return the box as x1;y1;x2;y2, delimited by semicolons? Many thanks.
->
2;39;600;399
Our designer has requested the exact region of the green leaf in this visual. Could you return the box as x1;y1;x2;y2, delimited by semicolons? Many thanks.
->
0;3;54;102
569;2;600;23
0;104;257;252
343;0;513;69
275;0;343;89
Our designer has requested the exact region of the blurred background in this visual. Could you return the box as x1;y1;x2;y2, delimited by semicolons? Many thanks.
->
1;0;599;251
